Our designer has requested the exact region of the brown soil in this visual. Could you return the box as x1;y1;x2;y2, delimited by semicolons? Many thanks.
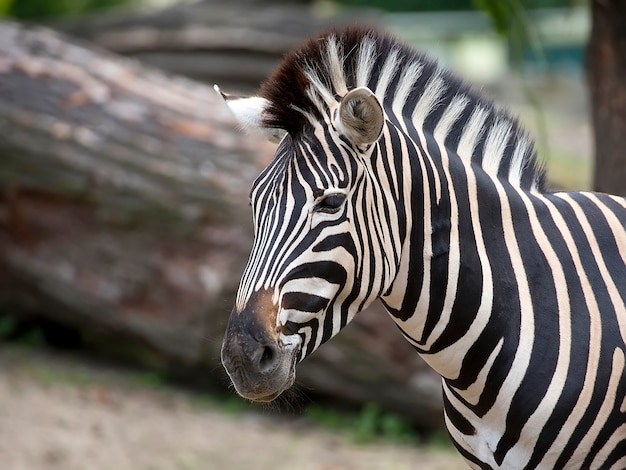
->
0;345;466;470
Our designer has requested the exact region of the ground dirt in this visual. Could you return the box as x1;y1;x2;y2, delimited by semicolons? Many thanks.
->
0;345;466;470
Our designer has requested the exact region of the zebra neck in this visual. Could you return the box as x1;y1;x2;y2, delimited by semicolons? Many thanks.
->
380;134;531;383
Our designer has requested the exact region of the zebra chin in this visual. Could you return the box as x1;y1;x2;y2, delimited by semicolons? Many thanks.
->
229;366;297;403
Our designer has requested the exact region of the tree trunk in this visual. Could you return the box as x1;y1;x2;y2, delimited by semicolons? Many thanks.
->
587;0;626;196
0;20;444;430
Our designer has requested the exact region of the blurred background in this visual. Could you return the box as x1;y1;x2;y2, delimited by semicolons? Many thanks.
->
0;0;623;469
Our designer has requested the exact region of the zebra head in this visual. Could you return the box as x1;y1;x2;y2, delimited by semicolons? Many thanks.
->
218;57;396;401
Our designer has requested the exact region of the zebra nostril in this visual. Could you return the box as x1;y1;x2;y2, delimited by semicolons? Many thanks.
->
258;344;279;373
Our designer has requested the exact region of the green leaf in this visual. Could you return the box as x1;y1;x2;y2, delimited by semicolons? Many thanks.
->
473;0;513;36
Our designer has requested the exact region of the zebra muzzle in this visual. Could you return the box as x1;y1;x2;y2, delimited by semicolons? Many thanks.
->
221;304;297;402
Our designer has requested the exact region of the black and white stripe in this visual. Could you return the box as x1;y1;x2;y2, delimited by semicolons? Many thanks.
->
225;27;626;468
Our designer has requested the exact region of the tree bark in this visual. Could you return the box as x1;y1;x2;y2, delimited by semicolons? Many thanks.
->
587;0;626;196
0;20;444;430
0;19;274;361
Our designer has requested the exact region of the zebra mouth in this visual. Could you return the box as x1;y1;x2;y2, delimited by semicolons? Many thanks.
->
243;390;282;403
221;299;304;403
224;335;301;403
257;368;297;402
237;373;294;402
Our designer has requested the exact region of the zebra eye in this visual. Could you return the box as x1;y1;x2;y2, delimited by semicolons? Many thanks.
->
314;193;347;214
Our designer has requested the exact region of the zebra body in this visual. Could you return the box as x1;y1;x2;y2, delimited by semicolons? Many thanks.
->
219;27;626;468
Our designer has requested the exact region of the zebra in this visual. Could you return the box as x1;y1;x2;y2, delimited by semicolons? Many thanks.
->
218;26;626;469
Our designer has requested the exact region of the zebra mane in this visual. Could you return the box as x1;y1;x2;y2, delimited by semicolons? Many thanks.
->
260;26;545;192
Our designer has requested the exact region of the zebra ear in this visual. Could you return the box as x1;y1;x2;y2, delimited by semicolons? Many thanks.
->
335;87;384;147
214;85;285;143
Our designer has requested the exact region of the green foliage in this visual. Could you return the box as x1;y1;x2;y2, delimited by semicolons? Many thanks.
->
188;389;257;416
0;315;44;346
352;403;416;443
428;430;457;450
36;363;98;386
472;0;542;65
336;0;474;12
0;0;13;16
131;370;169;389
305;404;347;430
333;0;573;13
379;411;417;442
0;315;17;338
221;395;255;415
352;403;382;442
305;402;417;444
473;0;515;36
4;0;135;19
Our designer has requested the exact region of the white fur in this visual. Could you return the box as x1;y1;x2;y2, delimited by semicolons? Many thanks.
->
304;64;335;106
215;84;284;142
434;94;470;142
375;47;400;99
412;69;446;127
326;35;348;96
508;135;532;186
482;119;512;176
457;106;488;163
225;95;268;130
355;35;377;88
392;60;424;117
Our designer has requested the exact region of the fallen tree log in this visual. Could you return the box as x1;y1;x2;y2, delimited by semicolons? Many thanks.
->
0;19;272;361
0;20;444;430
